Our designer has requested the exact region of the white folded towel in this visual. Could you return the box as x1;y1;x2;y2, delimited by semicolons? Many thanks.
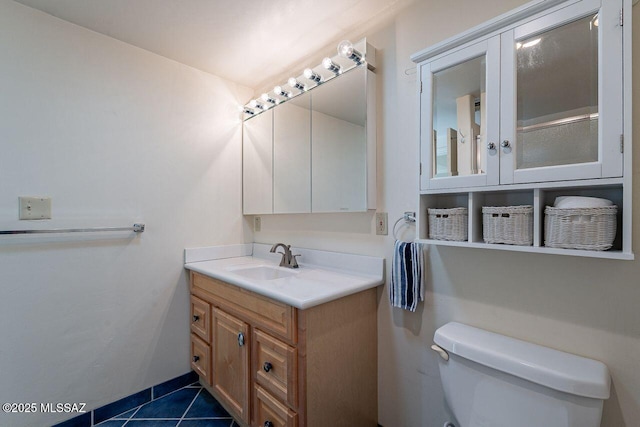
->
390;241;425;312
554;196;613;209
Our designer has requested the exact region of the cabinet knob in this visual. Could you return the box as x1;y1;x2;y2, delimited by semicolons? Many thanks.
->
192;315;200;322
487;142;496;150
192;355;200;363
264;421;274;427
237;332;245;347
501;140;511;149
263;362;273;372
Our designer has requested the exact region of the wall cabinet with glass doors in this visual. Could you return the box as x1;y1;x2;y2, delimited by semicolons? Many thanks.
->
412;0;632;259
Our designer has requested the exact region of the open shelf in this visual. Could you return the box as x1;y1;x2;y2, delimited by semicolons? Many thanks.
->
418;180;633;260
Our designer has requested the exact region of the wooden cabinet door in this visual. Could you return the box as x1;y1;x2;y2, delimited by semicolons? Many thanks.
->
212;307;250;424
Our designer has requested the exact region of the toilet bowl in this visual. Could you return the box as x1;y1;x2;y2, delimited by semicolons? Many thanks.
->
432;322;610;427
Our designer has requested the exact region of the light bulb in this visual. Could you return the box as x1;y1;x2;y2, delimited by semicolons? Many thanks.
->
337;40;363;65
304;68;322;83
322;57;341;75
274;85;291;98
248;99;266;110
338;40;354;57
288;77;306;91
261;93;277;104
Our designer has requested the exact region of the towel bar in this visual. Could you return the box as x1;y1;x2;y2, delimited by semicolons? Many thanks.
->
0;223;145;235
392;212;416;241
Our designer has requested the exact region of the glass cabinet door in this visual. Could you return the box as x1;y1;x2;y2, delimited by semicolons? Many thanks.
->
500;0;623;184
420;37;500;190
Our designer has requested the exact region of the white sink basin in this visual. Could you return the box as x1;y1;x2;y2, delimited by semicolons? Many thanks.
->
229;265;299;281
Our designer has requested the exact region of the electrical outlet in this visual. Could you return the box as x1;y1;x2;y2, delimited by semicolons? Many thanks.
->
375;212;388;235
19;196;52;220
254;216;261;232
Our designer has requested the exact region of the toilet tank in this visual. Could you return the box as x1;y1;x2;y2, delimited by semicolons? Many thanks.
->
433;322;610;427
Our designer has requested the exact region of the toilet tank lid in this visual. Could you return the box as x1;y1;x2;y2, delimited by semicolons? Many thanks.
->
434;322;610;399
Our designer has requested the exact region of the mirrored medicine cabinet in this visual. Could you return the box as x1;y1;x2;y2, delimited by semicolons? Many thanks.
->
242;44;376;215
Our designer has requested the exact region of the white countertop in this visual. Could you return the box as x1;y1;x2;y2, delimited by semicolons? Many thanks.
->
184;244;385;309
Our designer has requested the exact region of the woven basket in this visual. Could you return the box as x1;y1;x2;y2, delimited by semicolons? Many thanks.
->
428;207;468;241
483;205;533;246
544;206;617;251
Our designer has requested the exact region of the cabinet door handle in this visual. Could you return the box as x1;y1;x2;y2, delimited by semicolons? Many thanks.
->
501;140;511;149
192;315;200;322
487;142;496;150
263;362;273;372
264;421;274;427
237;332;245;347
192;355;200;363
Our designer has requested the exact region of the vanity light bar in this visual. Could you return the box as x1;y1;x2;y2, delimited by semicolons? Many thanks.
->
242;39;374;120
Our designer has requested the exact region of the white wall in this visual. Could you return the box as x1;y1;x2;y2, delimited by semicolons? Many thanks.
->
0;1;252;425
255;1;640;426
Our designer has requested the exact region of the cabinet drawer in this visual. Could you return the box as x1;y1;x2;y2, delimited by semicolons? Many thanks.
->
190;334;211;385
254;385;297;427
254;329;297;409
190;295;210;342
192;272;296;343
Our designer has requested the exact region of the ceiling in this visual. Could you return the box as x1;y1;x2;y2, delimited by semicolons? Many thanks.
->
14;0;408;91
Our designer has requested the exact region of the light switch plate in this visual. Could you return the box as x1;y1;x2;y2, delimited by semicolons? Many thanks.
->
254;216;261;232
19;196;52;220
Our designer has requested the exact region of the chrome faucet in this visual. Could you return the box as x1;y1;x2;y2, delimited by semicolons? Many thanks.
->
270;243;300;269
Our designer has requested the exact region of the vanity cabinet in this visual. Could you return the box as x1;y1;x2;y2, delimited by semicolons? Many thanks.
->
412;0;632;259
189;271;377;427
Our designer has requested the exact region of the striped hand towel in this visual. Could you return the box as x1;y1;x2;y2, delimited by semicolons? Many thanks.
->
390;241;424;312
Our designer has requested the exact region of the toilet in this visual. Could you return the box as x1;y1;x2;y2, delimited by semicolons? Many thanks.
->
432;322;610;427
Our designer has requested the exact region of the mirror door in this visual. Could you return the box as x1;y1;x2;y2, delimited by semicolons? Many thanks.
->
273;93;311;213
243;110;273;215
421;37;500;190
311;67;368;212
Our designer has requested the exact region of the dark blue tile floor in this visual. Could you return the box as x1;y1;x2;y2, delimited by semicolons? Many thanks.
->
96;383;238;427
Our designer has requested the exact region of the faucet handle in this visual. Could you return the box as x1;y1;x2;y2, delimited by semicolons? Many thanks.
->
290;254;301;268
